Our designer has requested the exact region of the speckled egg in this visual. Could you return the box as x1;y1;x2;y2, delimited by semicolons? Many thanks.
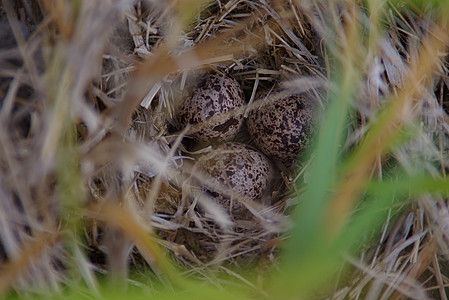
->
194;143;273;217
247;91;316;163
178;73;245;142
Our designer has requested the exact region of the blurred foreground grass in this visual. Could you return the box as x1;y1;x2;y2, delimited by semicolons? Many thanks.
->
3;0;449;299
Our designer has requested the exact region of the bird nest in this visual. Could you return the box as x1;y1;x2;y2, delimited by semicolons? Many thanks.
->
93;0;326;270
2;1;449;299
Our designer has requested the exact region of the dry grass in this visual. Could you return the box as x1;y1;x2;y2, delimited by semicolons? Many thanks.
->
1;0;449;299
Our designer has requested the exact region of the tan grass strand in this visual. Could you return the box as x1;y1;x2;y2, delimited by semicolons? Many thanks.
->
389;237;438;300
85;202;176;281
112;17;265;134
325;18;449;238
0;232;60;295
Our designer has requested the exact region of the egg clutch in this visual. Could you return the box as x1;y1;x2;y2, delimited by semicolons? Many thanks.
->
177;72;317;219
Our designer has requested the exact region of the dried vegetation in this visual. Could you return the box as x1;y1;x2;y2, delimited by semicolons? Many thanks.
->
1;0;449;299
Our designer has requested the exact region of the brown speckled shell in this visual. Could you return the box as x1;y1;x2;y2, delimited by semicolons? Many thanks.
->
178;73;245;142
247;92;316;163
195;143;272;217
